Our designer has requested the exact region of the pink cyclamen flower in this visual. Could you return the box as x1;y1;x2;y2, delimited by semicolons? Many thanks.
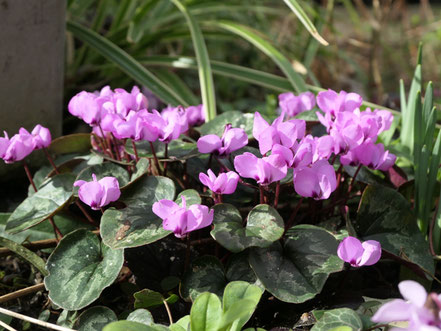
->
340;140;396;171
253;111;305;155
199;169;239;195
317;89;363;117
68;91;109;126
234;152;287;185
0;131;10;159
293;160;337;200
337;236;381;267
74;174;121;210
197;124;248;156
185;104;205;126
152;196;214;238
278;91;316;117
372;280;441;330
102;86;148;117
31;124;51;149
2;129;35;164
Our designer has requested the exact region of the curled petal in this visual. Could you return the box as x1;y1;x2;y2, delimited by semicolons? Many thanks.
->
399;280;428;308
197;135;222;154
358;240;382;266
152;199;181;220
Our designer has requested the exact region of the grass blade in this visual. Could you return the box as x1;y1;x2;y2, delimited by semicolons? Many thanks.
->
170;0;216;121
283;0;328;46
153;68;200;106
211;20;307;93
66;21;188;107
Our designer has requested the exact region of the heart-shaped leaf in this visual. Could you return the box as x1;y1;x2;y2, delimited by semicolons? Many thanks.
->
49;133;92;155
127;309;154;326
176;189;201;206
134;289;178;309
354;185;434;275
225;252;257;284
311;308;363;331
74;163;130;195
6;174;76;234
45;229;124;310
180;256;227;302
100;176;175;249
197;111;254;138
249;225;344;303
211;204;284;253
76;306;117;331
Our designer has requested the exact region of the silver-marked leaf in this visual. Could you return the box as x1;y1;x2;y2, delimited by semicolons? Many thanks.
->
129;158;150;184
127;309;154;326
100;176;175;249
74;163;130;195
249;225;344;303
181;256;227;302
176;189;201;206
355;185;434;275
197;111;254;138
225;252;257;284
6;174;76;234
126;139;198;160
76;306;117;331
211;204;284;253
45;229;124;310
311;308;363;331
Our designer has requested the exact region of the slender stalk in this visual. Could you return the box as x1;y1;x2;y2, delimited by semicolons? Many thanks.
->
98;125;115;159
274;181;280;208
184;235;191;273
110;133;122;161
0;283;45;304
347;164;362;194
149;142;161;175
207;153;213;169
43;148;60;174
22;161;37;192
286;197;304;231
75;200;97;226
163;143;169;176
48;218;62;241
131;140;139;162
0;307;75;331
259;185;265;204
163;299;174;325
0;319;16;331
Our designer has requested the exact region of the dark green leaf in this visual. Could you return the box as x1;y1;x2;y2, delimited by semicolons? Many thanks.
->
225;252;257;284
134;289;165;309
354;185;434;275
100;176;175;249
45;229;124;310
6;174;76;234
249;225;343;303
176;189;201;206
49;133;92;155
103;321;170;331
211;204;284;253
181;256;226;301
126;139;198;160
198;111;254;138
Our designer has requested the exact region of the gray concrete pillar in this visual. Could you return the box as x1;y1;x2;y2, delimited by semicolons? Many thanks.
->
0;0;66;176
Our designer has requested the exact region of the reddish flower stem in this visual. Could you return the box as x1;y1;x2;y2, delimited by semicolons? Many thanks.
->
285;197;304;231
347;164;362;194
274;181;280;208
259;185;265;204
149;142;161;175
163;143;169;176
131;140;139;162
110;134;121;161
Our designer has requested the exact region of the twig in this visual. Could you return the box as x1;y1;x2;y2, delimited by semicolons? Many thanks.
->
0;319;17;331
163;299;173;325
0;307;76;331
0;283;45;304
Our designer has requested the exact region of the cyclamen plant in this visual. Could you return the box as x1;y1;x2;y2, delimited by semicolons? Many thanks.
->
4;84;431;331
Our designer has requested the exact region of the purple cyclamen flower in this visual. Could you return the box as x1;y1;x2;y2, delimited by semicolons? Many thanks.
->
372;280;441;330
199;169;239;195
278;91;316;117
293;160;337;200
152;196;214;238
74;174;121;210
337;236;381;267
154;108;188;143
68;91;109;126
197;124;248;156
317;89;363;117
0;131;10;159
340;140;396;171
31;124;51;149
2;129;35;164
185;104;205;126
102;86;148;117
253;111;305;155
234;152;287;185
